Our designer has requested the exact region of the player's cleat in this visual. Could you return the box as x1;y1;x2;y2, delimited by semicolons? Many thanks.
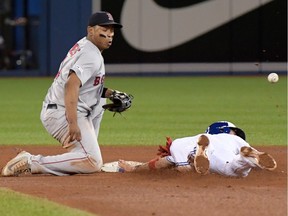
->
194;135;210;175
240;146;277;171
1;151;31;176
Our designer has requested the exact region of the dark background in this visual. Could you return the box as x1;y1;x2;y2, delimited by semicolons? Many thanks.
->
0;0;286;76
102;0;287;63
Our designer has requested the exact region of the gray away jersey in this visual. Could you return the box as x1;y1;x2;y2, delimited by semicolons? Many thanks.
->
44;37;105;113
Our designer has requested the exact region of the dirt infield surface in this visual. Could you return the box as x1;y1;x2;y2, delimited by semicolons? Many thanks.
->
0;145;287;216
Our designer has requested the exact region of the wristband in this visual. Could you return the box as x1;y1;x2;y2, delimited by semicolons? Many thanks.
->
148;158;159;170
101;87;108;98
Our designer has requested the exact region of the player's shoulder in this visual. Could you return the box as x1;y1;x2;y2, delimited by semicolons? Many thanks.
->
209;133;247;143
73;37;98;53
173;135;199;145
83;38;101;51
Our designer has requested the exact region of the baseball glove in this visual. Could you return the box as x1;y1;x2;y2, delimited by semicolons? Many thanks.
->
102;90;133;115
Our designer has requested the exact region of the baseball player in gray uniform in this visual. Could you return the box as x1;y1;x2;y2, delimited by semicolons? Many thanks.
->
118;122;277;177
2;11;128;176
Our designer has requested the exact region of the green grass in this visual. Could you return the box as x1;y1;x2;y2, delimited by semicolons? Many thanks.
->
0;188;95;216
0;76;286;146
101;76;287;146
0;78;58;145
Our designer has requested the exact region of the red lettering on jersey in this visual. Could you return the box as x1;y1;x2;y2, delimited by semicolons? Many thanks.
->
55;69;61;79
69;43;80;56
53;44;80;79
93;75;105;86
93;77;100;86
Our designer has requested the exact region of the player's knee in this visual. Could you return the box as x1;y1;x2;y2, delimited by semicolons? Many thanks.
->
77;155;102;173
87;155;103;172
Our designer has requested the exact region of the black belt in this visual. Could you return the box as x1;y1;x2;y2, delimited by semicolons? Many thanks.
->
47;104;57;109
47;104;90;117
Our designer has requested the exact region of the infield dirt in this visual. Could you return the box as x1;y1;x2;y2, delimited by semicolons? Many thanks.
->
0;145;287;216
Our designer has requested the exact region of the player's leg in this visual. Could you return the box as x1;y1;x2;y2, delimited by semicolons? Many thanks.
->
210;146;276;177
240;146;277;171
2;104;104;176
203;134;250;177
194;134;210;175
219;138;277;177
29;112;103;175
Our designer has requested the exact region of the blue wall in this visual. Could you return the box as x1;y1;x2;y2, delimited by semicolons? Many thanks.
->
0;0;92;76
48;0;91;76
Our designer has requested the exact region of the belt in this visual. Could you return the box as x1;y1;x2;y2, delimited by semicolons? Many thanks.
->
46;104;90;117
47;104;57;109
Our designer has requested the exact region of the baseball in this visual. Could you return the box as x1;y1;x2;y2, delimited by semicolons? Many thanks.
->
267;73;279;83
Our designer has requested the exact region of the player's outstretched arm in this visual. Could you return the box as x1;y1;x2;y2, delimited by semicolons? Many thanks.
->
118;157;173;172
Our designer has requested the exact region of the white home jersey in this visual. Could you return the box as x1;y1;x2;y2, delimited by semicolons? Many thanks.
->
167;133;254;177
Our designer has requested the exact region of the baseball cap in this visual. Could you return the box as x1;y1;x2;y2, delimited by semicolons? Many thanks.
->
88;11;122;28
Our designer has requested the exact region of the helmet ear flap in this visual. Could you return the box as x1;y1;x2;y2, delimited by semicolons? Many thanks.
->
230;128;246;140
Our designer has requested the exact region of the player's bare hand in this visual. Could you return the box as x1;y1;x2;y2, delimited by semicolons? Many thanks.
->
62;124;81;149
68;123;82;142
118;159;135;172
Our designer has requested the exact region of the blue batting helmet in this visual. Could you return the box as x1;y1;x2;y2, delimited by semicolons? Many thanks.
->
205;121;246;140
